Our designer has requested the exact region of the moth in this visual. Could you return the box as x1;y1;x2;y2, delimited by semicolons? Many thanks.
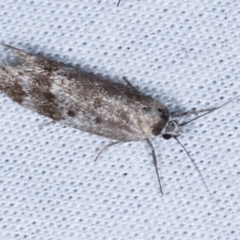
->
0;43;239;193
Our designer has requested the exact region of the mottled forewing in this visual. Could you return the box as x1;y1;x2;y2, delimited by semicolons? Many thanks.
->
0;46;168;141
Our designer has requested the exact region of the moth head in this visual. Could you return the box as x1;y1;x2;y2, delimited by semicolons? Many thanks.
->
161;120;181;140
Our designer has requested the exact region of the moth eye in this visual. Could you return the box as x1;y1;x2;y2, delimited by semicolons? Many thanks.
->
162;134;172;140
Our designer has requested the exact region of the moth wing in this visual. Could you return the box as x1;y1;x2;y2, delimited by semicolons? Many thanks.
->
0;44;168;142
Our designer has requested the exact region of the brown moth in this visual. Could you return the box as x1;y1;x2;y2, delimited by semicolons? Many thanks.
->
0;44;239;193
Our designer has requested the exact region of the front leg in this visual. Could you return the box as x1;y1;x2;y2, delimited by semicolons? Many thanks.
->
122;76;139;91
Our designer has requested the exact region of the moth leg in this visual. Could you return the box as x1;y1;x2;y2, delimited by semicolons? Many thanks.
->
172;107;216;118
39;120;56;127
1;43;20;51
117;0;121;7
122;76;139;91
95;141;120;161
145;138;163;194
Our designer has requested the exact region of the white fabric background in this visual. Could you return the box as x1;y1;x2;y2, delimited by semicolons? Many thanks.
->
0;0;240;239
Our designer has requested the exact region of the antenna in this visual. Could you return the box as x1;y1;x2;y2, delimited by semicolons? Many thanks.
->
180;94;240;126
174;137;211;194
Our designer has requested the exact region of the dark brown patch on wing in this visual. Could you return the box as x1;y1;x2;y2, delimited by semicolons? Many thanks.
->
31;75;53;94
67;110;76;117
43;92;56;102
30;77;58;116
37;59;61;73
95;117;102;124
0;81;27;104
37;104;63;121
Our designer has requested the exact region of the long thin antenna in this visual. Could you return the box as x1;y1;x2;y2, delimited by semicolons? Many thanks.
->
174;137;211;194
145;139;163;194
180;94;240;126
